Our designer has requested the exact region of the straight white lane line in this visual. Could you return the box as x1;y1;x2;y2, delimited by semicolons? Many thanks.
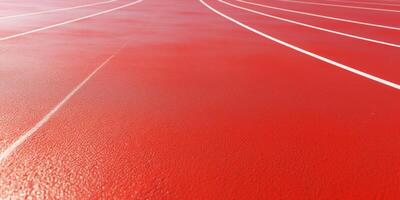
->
0;0;118;20
0;44;126;164
0;0;144;42
199;0;400;90
220;0;400;48
235;0;400;30
274;0;400;13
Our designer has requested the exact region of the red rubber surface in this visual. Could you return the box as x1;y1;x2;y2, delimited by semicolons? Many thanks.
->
0;0;399;199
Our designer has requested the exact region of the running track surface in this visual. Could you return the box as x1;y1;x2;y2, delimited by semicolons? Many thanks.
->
0;0;399;199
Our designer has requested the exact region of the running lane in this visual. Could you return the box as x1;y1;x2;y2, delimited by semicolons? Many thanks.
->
243;0;400;27
0;0;115;17
0;0;126;38
0;0;399;199
229;0;400;45
301;0;400;7
283;0;400;9
0;0;142;153
211;0;400;84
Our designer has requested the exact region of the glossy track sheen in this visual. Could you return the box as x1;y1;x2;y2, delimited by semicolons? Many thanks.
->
0;0;399;199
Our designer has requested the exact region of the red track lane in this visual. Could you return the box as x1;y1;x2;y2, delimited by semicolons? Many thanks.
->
0;0;112;16
212;0;400;84
235;0;400;2
292;0;400;8
230;0;400;44
247;0;400;27
0;0;400;199
362;0;400;3
0;1;125;38
0;1;134;151
272;0;400;12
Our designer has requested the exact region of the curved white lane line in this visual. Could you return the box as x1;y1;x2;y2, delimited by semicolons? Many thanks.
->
221;0;400;48
324;0;400;7
0;0;118;20
199;0;400;90
0;0;144;42
0;44;127;164
236;0;400;30
274;0;400;13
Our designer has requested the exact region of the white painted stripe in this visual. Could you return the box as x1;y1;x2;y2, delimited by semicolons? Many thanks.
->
0;46;125;163
200;0;400;90
274;0;400;13
324;0;400;7
235;0;400;30
0;0;118;20
220;0;400;48
0;0;144;42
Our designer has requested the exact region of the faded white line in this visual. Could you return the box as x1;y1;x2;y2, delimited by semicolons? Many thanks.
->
200;0;400;90
273;0;400;13
0;0;144;42
0;44;126;164
236;0;400;30
221;0;400;48
0;0;118;20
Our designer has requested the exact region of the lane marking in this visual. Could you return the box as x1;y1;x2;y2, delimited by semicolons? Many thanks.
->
0;0;144;42
221;0;400;48
199;0;400;90
0;45;126;164
323;0;400;7
235;0;400;30
272;0;400;13
0;0;118;20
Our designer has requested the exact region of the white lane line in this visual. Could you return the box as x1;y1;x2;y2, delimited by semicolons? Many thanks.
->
0;0;144;42
200;0;400;90
324;0;400;7
220;0;400;48
235;0;400;30
273;0;400;13
0;45;126;164
0;0;118;20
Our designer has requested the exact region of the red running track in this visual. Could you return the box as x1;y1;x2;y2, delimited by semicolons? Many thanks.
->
0;0;399;199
